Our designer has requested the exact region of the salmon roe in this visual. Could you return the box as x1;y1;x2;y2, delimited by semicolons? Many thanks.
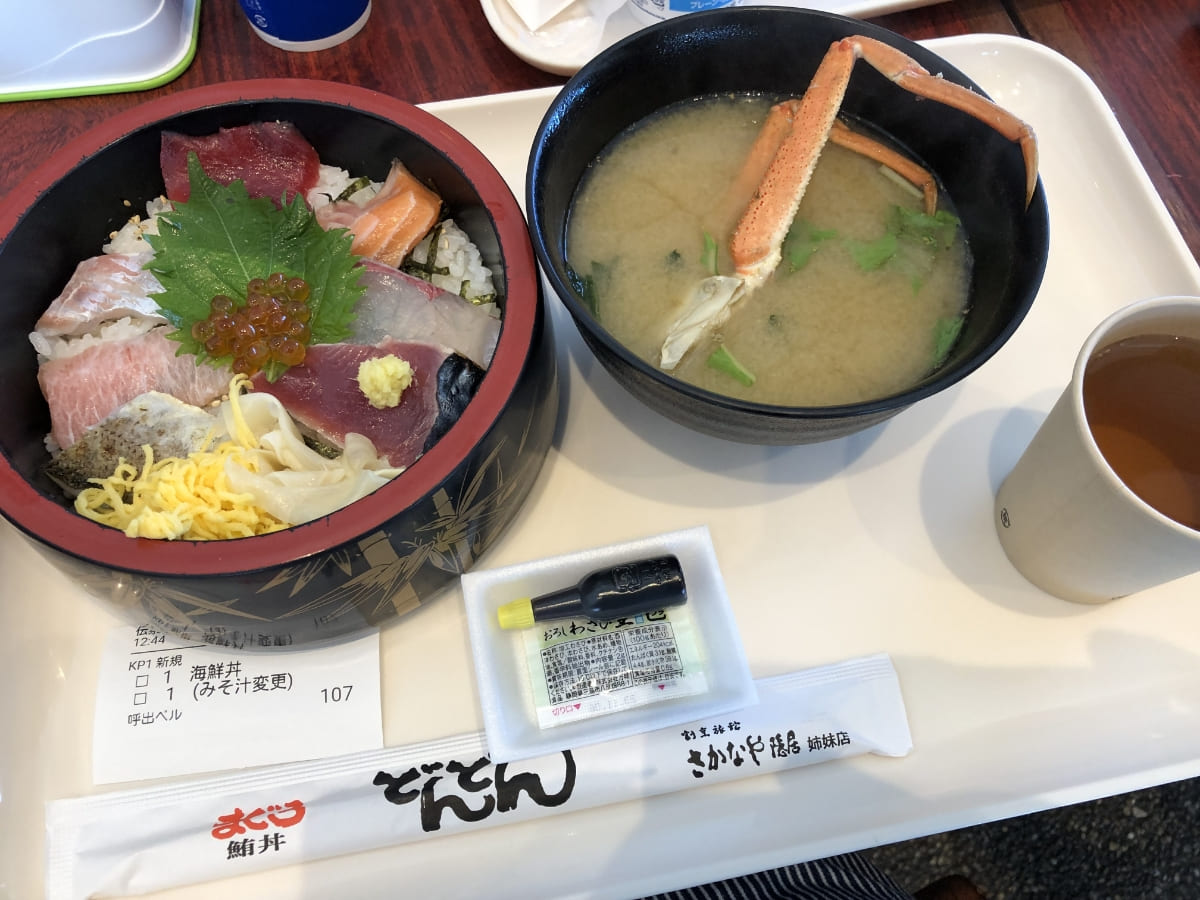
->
190;272;313;376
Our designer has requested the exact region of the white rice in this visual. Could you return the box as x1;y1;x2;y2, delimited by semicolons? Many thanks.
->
306;164;380;211
103;197;171;256
31;316;159;363
409;219;497;303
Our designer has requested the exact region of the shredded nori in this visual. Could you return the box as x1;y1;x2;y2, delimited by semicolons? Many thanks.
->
333;175;373;203
303;433;343;460
400;221;446;282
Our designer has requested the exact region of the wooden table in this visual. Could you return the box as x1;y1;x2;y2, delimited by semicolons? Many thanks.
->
1;0;1197;262
3;2;1200;897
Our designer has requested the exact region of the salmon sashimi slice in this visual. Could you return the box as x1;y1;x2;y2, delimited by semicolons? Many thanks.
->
32;253;165;342
160;122;320;207
314;161;442;267
38;328;232;451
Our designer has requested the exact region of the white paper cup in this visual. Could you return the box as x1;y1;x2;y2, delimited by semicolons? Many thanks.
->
237;0;370;52
995;295;1200;603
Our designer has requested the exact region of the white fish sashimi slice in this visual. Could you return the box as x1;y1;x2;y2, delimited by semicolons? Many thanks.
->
349;261;501;370
32;252;165;340
660;275;746;370
38;327;231;451
45;392;216;496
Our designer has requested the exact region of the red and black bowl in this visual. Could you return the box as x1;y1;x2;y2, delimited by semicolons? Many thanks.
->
0;80;558;648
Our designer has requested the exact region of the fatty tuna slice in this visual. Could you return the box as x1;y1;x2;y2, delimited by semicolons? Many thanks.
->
32;252;165;341
314;160;442;267
38;327;231;451
348;261;500;370
250;340;485;469
160;122;320;206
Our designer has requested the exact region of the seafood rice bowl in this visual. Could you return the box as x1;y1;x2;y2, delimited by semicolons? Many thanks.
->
0;80;558;648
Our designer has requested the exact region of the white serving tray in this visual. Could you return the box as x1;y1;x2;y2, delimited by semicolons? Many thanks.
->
481;0;953;75
3;34;1200;900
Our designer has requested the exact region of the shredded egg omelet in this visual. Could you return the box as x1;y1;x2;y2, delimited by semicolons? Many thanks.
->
75;376;288;540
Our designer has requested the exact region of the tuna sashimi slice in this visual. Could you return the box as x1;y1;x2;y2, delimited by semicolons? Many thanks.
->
38;328;231;451
348;261;500;370
250;340;484;469
33;252;165;340
314;160;441;267
160;122;320;206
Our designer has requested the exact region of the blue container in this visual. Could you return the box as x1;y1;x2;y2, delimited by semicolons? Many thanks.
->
237;0;371;51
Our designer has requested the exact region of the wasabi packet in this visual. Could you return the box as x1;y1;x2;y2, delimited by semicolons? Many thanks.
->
524;604;708;728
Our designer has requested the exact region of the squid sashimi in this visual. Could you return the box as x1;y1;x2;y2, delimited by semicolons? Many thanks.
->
160;122;320;206
38;328;231;450
348;261;501;369
251;340;485;470
32;253;165;342
314;161;442;267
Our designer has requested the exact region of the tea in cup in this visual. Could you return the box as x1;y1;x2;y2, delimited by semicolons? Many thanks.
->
995;295;1200;602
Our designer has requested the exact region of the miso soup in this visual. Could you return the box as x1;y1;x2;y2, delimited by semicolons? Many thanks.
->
566;94;972;407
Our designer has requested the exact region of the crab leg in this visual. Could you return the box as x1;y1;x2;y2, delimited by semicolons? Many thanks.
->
730;43;854;291
858;35;1038;206
661;35;1038;371
718;102;937;225
730;35;1038;289
830;121;938;215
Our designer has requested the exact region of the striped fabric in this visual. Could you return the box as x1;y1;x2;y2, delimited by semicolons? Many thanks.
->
642;852;915;900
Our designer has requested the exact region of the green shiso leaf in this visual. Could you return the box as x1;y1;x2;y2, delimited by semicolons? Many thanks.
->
707;344;756;386
144;153;364;363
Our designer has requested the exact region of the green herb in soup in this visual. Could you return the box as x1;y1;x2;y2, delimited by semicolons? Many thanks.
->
707;344;756;387
566;94;972;407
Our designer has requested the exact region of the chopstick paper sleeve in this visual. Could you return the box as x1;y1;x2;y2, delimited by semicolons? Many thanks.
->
46;653;911;899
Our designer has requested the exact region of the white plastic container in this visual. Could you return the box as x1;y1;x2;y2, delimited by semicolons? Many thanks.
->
461;526;758;763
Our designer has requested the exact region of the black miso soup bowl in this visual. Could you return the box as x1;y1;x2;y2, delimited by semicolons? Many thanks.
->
527;6;1049;444
0;80;558;649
